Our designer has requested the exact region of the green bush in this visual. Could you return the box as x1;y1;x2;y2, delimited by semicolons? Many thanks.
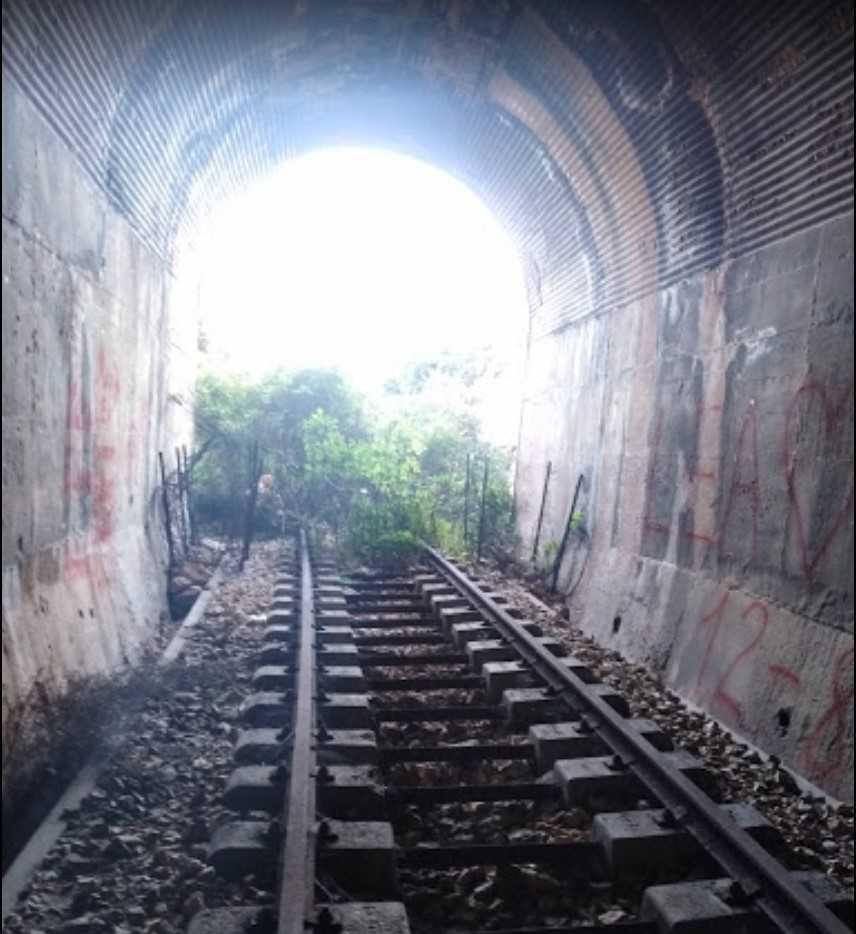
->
192;365;514;565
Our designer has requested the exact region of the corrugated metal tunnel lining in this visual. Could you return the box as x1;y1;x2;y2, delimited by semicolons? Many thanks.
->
5;0;851;333
2;0;854;812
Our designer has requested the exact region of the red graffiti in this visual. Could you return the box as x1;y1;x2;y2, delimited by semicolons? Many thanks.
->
692;590;821;727
63;449;116;542
92;445;116;543
694;593;770;728
688;402;721;484
67;359;119;432
66;553;91;580
694;591;731;696
801;647;855;782
67;381;92;433
691;588;855;789
686;403;721;546
783;382;854;580
64;548;110;592
644;382;852;583
65;467;92;496
711;601;769;727
768;664;801;688
64;342;123;546
686;530;716;545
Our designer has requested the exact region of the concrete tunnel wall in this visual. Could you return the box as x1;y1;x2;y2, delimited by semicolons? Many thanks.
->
1;80;196;809
1;0;853;805
517;217;855;802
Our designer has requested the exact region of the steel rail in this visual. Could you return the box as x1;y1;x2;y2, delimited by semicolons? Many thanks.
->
423;546;850;934
276;531;317;934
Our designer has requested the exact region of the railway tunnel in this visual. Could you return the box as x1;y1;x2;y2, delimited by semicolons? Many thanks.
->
1;0;853;838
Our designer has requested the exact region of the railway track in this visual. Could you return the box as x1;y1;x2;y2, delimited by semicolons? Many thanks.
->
188;533;853;934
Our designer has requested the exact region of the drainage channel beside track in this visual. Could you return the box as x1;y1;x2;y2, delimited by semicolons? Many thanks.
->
189;535;854;934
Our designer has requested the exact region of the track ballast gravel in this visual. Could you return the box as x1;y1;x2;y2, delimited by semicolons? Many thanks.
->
4;546;852;934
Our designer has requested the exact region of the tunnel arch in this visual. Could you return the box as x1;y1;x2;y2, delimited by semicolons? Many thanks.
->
6;1;851;338
3;0;740;333
192;142;533;401
6;2;852;269
2;0;854;807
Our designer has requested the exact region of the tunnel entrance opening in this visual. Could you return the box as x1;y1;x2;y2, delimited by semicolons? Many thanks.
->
189;146;529;449
180;146;532;568
3;0;853;843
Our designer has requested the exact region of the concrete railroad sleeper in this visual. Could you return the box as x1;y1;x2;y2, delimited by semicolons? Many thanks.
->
188;537;853;934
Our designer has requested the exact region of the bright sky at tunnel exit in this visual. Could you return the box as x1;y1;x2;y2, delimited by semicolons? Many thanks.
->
196;147;529;446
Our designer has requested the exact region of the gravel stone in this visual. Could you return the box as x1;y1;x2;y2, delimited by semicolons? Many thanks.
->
3;543;283;934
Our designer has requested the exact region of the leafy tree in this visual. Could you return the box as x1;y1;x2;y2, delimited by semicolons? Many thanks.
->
191;372;266;537
192;367;366;536
191;364;515;563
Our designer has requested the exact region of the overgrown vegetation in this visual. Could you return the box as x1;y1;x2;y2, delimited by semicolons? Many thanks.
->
191;362;515;564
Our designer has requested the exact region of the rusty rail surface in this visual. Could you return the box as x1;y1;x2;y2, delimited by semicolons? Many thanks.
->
276;530;317;934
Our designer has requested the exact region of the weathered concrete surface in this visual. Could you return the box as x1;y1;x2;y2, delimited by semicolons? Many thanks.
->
516;217;855;801
0;0;851;811
1;78;195;806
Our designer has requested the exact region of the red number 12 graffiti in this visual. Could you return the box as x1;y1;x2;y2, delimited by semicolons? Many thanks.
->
695;594;769;728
